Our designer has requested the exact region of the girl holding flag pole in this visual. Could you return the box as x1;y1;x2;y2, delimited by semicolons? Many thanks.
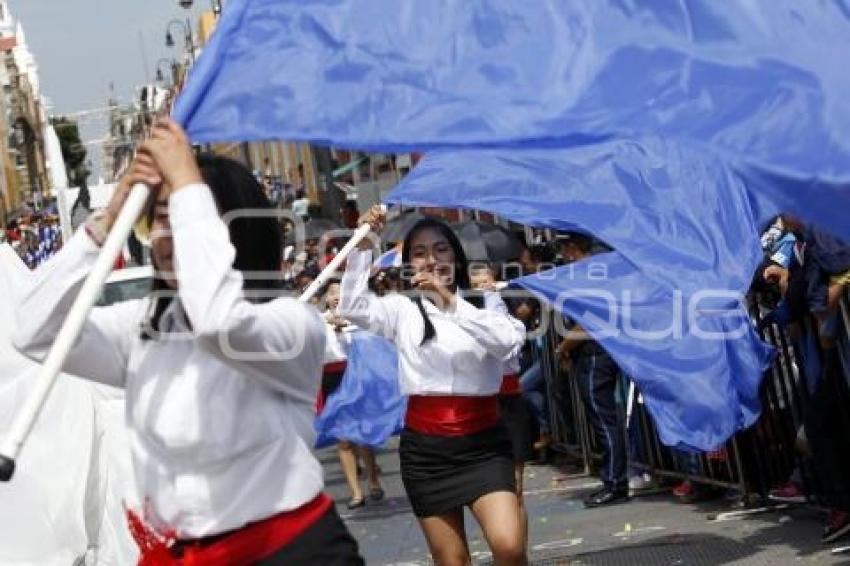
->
319;279;385;509
14;118;363;565
339;206;528;565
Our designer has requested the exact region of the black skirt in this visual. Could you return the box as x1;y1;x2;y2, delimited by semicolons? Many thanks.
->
258;505;364;565
399;424;516;518
499;394;533;463
321;369;346;399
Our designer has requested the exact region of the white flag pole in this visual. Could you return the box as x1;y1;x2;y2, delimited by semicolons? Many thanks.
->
298;223;372;303
0;183;151;482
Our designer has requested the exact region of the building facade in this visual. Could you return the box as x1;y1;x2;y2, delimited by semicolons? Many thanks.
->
0;1;50;224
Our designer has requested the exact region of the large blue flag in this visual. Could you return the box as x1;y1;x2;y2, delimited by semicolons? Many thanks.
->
171;0;850;449
173;0;850;237
174;2;850;182
385;138;779;451
513;253;773;452
315;332;406;449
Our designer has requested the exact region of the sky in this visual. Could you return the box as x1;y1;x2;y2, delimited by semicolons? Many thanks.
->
7;0;211;180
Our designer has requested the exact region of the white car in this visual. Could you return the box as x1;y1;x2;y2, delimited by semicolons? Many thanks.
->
97;265;153;306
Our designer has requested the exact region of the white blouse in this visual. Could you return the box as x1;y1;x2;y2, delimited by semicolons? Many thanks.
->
323;314;355;364
338;249;523;396
483;292;524;376
14;184;327;539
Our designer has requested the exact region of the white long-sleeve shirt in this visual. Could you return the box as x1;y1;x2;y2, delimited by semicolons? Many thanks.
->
483;292;525;376
322;313;355;365
14;183;327;539
338;249;523;396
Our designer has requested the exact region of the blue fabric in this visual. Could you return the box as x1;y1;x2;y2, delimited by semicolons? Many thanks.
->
315;331;406;449
171;0;849;450
173;0;850;239
513;253;772;452
387;140;775;451
388;139;766;293
373;248;401;270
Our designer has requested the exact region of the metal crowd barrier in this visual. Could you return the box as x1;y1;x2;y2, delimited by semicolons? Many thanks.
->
537;290;850;504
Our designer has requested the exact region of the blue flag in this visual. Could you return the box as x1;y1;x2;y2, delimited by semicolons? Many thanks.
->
315;332;406;449
386;138;779;451
514;253;773;452
173;0;850;236
172;0;850;449
176;6;846;157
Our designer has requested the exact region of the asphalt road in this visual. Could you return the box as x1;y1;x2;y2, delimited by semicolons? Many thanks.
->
319;441;850;565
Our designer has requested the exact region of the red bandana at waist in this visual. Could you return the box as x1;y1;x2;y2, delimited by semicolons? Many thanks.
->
499;373;522;396
405;394;501;436
129;493;333;566
323;360;347;374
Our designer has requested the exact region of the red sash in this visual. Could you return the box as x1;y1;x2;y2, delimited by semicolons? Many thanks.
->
405;395;501;436
498;373;522;396
316;361;348;413
130;494;332;566
322;360;347;375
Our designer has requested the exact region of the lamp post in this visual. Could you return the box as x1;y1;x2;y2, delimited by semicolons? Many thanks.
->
165;19;195;64
155;58;177;86
177;0;222;16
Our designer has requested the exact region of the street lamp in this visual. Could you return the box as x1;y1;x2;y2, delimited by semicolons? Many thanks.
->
165;19;195;64
177;0;222;15
155;58;176;85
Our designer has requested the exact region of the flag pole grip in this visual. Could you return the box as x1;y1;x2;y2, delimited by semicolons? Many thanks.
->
0;183;151;482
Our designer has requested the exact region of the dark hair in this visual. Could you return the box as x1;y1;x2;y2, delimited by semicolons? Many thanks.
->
526;243;555;263
142;154;283;339
401;218;473;345
559;232;593;254
320;277;341;297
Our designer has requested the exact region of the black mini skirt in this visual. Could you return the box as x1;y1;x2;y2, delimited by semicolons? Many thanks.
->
399;424;516;518
499;394;533;463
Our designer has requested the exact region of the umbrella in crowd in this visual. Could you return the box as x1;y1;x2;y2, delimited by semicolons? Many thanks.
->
450;220;523;264
303;218;343;241
381;209;427;244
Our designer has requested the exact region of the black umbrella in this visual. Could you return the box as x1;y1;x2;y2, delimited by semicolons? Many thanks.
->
303;218;344;241
451;220;524;263
381;209;427;244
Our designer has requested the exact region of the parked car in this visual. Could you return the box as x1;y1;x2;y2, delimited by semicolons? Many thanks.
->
96;265;153;306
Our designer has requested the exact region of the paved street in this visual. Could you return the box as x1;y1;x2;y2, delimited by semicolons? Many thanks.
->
320;441;849;565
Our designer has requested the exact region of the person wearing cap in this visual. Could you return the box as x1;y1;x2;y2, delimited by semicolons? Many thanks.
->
556;232;631;508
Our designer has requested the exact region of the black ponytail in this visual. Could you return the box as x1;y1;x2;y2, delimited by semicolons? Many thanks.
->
412;296;437;343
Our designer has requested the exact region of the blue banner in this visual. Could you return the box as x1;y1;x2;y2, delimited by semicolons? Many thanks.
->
315;331;406;449
386;139;777;451
173;0;850;238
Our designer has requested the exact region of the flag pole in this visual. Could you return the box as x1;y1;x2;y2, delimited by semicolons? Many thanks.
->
298;216;379;304
0;183;151;482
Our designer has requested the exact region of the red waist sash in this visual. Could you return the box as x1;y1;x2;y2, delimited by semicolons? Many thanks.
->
405;395;501;436
130;494;333;566
323;360;347;374
499;373;522;396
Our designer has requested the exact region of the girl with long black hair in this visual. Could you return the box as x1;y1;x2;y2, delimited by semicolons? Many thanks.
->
339;206;527;565
14;119;363;565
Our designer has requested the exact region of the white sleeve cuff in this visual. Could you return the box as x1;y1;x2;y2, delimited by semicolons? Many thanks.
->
168;183;219;227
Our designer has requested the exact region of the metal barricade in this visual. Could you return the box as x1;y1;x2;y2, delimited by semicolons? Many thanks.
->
539;289;850;504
